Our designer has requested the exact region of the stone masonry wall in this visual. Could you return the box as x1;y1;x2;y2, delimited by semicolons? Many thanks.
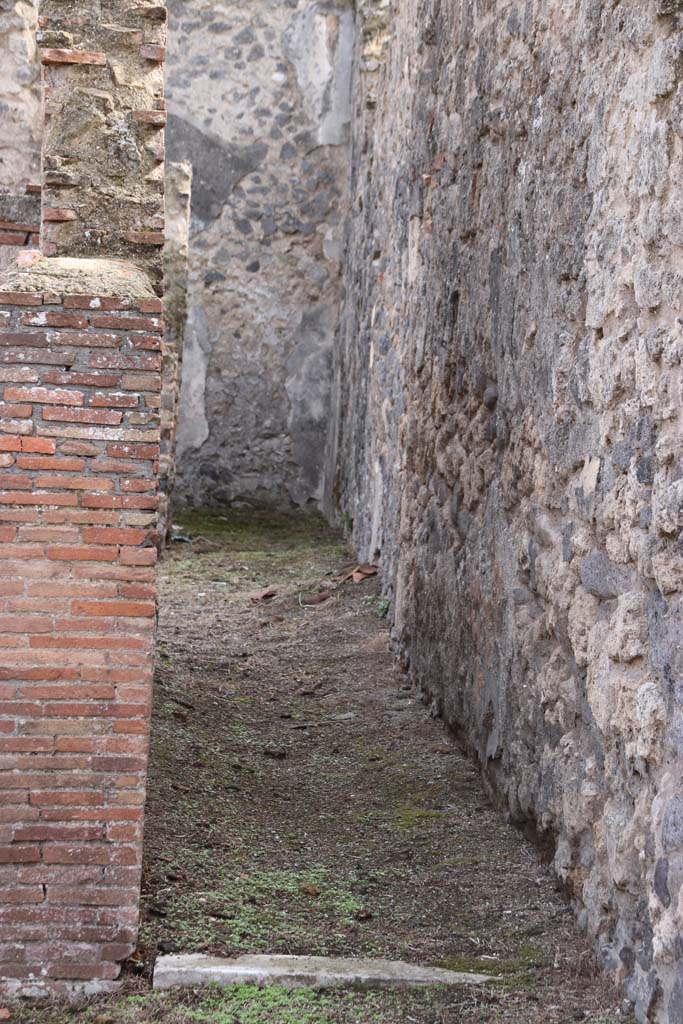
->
0;0;41;194
0;259;161;996
167;0;352;509
39;0;167;288
0;194;41;271
327;1;683;1019
0;0;41;276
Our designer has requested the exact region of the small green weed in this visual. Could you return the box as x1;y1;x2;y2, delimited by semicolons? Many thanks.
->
363;595;391;618
140;866;366;956
395;805;444;830
182;985;336;1024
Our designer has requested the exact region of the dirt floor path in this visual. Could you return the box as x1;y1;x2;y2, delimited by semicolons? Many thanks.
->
20;511;627;1024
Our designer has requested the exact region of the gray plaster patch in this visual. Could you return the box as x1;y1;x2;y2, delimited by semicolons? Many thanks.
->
166;114;268;223
285;305;335;504
283;2;354;146
153;953;494;991
176;300;210;461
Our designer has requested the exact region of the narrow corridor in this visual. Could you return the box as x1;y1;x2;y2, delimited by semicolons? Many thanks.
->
18;511;624;1024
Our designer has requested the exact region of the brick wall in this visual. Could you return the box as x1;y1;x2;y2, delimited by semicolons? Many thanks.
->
0;273;161;996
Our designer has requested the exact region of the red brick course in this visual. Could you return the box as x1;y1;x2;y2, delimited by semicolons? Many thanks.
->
40;49;107;66
0;289;160;996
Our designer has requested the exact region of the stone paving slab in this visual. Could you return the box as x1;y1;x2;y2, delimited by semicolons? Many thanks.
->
153;953;494;992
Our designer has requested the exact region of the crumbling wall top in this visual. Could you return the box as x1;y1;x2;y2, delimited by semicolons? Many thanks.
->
0;253;156;297
38;0;167;286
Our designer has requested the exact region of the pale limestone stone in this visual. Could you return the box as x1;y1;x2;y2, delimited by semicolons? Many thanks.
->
153;954;493;991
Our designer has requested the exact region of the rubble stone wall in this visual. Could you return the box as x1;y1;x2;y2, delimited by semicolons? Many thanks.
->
0;194;41;266
0;0;42;276
0;0;41;194
326;1;683;1019
38;0;167;289
167;0;352;509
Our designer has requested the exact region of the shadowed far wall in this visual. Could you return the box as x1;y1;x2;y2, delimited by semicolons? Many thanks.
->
325;1;683;1021
167;0;353;510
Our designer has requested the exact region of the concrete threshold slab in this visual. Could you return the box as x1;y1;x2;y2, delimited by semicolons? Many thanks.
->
153;953;494;992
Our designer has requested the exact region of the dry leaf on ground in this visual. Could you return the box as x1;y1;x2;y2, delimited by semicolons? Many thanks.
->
300;591;332;606
352;564;378;583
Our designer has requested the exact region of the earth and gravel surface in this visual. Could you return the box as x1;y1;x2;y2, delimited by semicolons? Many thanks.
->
12;511;627;1024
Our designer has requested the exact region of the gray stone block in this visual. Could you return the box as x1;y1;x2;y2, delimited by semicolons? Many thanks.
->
153;954;494;992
